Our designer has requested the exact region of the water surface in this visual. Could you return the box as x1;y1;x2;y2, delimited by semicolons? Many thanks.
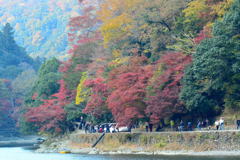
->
0;147;239;160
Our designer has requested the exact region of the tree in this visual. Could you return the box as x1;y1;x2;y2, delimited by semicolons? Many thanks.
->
180;0;240;114
107;57;153;125
182;0;233;34
83;77;112;123
12;69;37;100
0;79;15;128
0;23;36;79
2;23;15;48
22;58;61;133
30;58;60;100
98;0;140;47
145;52;191;124
63;0;103;91
98;0;189;61
24;80;70;133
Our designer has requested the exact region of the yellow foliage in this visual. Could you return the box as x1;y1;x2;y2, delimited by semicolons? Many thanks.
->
112;49;121;59
183;0;208;23
100;14;132;47
183;0;233;23
76;72;89;105
108;57;130;68
211;0;234;18
98;0;142;47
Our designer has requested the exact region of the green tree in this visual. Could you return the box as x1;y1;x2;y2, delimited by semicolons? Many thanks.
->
0;23;36;79
25;58;61;106
180;0;240;115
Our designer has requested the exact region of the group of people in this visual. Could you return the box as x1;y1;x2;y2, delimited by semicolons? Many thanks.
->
176;119;210;132
214;117;224;130
73;117;126;134
145;118;216;132
74;116;240;134
72;117;100;133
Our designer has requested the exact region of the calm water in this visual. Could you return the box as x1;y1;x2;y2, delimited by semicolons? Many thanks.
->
0;148;240;160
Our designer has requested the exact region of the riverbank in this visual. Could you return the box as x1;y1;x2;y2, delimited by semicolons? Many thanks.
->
37;130;240;156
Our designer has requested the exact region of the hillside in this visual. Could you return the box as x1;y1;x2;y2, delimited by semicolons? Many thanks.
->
0;23;37;79
0;0;79;59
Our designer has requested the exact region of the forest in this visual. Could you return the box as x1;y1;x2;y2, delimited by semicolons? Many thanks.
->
0;0;239;134
0;0;79;59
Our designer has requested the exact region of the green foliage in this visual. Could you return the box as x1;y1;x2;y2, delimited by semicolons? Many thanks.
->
181;0;240;114
18;117;39;134
0;23;36;79
27;58;61;104
64;102;85;122
63;43;96;90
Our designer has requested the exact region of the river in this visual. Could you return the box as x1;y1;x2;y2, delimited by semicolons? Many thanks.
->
0;147;240;160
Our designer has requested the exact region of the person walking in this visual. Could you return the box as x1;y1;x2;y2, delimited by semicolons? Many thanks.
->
187;121;192;131
179;120;184;132
197;120;202;131
215;120;219;130
84;122;89;133
237;120;240;130
149;123;153;132
145;122;149;132
219;117;224;130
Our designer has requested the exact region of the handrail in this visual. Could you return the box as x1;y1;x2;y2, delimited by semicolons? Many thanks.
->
92;132;105;148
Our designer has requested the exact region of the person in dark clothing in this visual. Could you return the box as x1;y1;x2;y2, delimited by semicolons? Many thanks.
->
91;125;95;133
237;120;240;130
149;123;153;132
106;124;110;133
156;124;162;132
187;122;192;131
179;120;184;131
84;123;89;134
145;122;149;132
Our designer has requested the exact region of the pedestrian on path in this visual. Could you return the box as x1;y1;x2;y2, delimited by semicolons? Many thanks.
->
237;120;240;130
215;120;220;130
219;117;224;130
197;120;202;131
145;122;149;132
179;120;184;132
187;121;192;131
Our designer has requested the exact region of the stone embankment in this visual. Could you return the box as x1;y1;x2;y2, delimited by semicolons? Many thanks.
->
37;130;240;155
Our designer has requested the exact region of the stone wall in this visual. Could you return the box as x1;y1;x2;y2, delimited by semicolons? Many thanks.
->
39;131;240;154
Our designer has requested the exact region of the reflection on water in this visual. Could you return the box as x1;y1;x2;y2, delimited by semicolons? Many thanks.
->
0;147;239;160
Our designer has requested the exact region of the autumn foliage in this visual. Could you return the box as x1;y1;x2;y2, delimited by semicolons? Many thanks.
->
83;77;109;118
20;0;237;133
145;52;192;124
25;80;70;132
107;57;153;125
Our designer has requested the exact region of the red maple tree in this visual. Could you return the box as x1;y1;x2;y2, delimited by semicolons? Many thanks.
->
107;57;153;125
83;77;109;118
25;80;71;132
145;52;192;124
